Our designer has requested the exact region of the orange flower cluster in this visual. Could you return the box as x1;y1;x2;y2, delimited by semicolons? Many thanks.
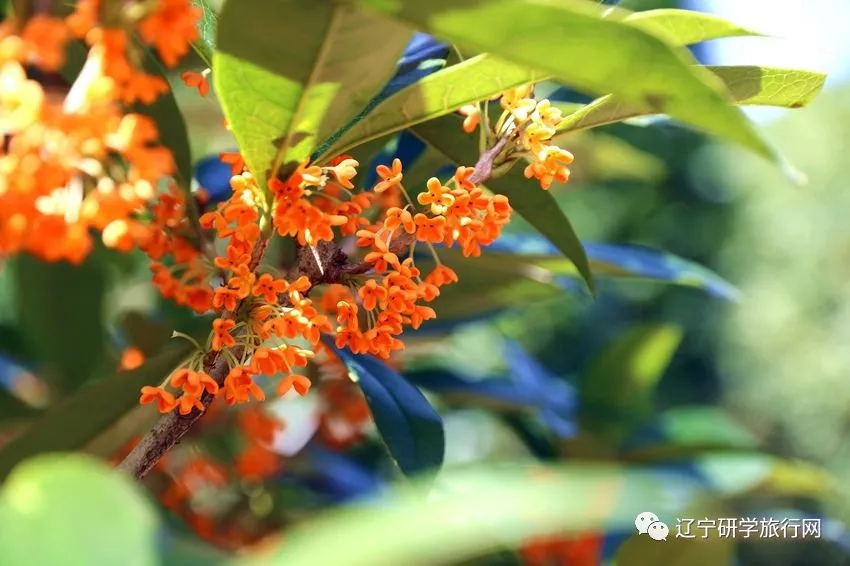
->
334;160;507;359
235;407;284;480
142;151;515;413
460;84;575;190
270;158;373;245
145;186;213;313
70;0;199;104
0;0;199;264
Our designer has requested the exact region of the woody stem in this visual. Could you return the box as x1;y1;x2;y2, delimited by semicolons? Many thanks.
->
118;237;269;480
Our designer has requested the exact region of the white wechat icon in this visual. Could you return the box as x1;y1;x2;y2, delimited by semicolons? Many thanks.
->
635;511;668;541
648;520;669;541
635;511;659;534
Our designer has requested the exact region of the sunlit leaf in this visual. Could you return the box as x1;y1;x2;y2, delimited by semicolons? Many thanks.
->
327;342;444;476
362;0;778;162
317;53;544;160
214;0;411;185
0;342;191;481
624;8;763;45
0;455;158;565
707;66;827;108
558;66;827;134
313;34;449;160
246;463;703;566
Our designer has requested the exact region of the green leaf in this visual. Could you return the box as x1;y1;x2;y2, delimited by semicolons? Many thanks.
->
427;255;564;318
243;464;699;566
13;254;106;392
363;0;778;162
623;8;763;45
190;0;218;65
580;324;682;436
0;389;38;422
707;66;827;108
0;455;159;566
317;54;544;160
0;342;191;481
329;343;444;476
557;66;827;134
137;54;194;193
411;115;595;294
214;0;411;185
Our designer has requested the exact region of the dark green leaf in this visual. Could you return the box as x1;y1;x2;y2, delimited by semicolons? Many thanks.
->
214;0;411;185
0;342;191;481
411;115;594;294
13;254;106;391
328;342;444;476
580;324;682;437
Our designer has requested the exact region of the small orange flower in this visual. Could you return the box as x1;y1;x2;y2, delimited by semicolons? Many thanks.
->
277;374;311;397
458;104;481;133
223;366;265;405
252;273;287;303
336;300;359;330
140;386;176;413
213;286;240;312
120;346;145;371
374;158;403;193
219;151;245;175
414;213;446;243
171;368;219;396
327;158;359;189
181;70;209;96
359;279;388;311
417;177;455;215
384;207;415;234
228;264;257;298
425;265;459;287
211;318;236;351
176;393;205;415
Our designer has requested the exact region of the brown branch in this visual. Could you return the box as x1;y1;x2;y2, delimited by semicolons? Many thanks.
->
119;135;511;480
118;238;267;480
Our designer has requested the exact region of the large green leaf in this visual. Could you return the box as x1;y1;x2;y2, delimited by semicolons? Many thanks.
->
580;324;682;437
361;0;778;162
623;8;763;45
316;54;544;160
214;0;411;186
13;254;106;392
557;66;827;134
0;455;159;566
0;342;191;481
411;115;594;294
245;464;700;566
